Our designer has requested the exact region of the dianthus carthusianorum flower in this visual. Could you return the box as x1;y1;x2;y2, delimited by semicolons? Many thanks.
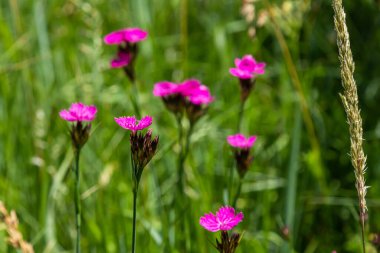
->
227;133;257;179
229;55;265;79
104;28;148;44
59;102;97;253
114;115;158;187
227;134;257;149
153;79;214;123
229;54;266;101
200;206;244;232
59;102;97;122
200;206;244;253
59;102;97;150
114;115;153;132
115;114;158;253
104;27;148;82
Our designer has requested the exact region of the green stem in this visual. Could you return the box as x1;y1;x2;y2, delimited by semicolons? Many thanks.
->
128;80;141;118
232;179;242;208
74;148;81;253
237;99;246;133
183;123;194;163
176;114;184;193
360;214;366;253
132;189;138;253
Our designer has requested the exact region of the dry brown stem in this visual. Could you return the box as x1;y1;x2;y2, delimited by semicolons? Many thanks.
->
0;201;34;253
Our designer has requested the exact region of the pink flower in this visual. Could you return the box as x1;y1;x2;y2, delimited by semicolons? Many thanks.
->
59;102;97;122
177;79;202;96
227;134;257;149
188;85;214;105
229;54;266;79
110;51;131;68
114;115;152;132
200;206;244;232
104;28;148;45
153;81;179;97
179;79;214;105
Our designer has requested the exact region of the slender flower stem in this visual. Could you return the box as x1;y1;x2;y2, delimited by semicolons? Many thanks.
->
127;80;141;118
74;148;81;253
175;114;194;252
178;121;194;194
230;99;246;204
131;189;138;253
130;149;139;253
183;123;194;163
232;179;242;208
237;99;246;133
174;114;186;250
176;114;184;193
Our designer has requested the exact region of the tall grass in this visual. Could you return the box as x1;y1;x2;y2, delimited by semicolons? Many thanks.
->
333;0;368;251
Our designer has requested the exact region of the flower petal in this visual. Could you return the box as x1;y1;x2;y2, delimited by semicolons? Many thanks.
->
60;102;97;122
153;81;179;97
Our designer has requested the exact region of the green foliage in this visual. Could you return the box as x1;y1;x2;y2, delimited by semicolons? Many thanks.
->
0;0;380;252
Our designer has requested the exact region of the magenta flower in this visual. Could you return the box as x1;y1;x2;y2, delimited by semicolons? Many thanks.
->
59;102;97;122
200;206;244;232
227;134;257;178
178;80;214;106
114;115;152;132
227;134;257;149
229;55;266;79
110;51;131;68
188;85;214;105
104;27;148;82
104;28;148;45
177;79;202;96
153;81;179;97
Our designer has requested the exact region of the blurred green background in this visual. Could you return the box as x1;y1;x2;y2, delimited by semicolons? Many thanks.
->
1;0;380;252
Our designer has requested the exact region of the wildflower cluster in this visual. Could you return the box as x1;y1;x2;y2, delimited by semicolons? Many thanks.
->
153;79;214;123
57;22;267;253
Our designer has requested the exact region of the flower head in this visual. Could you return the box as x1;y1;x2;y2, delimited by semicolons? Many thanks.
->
130;129;159;178
59;103;97;150
227;134;257;149
188;85;214;105
153;81;179;97
104;28;148;45
104;27;147;82
110;51;131;68
200;206;244;232
114;116;152;132
177;79;202;96
153;79;214;120
59;103;97;122
227;134;257;178
229;55;266;79
115;115;158;190
230;55;266;102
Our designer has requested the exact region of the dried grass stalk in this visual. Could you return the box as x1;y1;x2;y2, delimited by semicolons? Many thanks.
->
0;201;34;253
332;0;368;252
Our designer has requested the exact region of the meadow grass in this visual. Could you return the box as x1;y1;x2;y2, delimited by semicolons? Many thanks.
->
1;0;380;252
